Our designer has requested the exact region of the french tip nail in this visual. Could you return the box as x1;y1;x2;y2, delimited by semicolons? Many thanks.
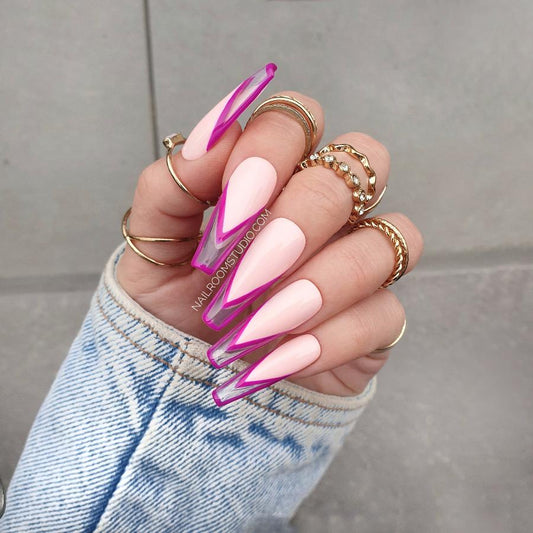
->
192;157;277;275
211;335;321;406
207;279;322;368
183;63;277;160
202;218;306;330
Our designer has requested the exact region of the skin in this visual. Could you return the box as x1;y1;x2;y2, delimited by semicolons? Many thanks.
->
117;91;424;396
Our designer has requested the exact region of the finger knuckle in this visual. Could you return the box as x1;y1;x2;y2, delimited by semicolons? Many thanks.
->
337;239;371;291
379;289;406;327
292;171;350;222
136;163;159;201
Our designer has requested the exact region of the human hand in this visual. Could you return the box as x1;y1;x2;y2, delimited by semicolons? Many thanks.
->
116;69;423;402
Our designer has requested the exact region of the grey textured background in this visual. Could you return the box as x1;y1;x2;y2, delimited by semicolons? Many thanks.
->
1;1;532;532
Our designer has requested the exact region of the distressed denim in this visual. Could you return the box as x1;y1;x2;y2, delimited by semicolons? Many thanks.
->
1;243;376;533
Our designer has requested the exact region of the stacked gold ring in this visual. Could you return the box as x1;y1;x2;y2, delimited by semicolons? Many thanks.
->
319;143;386;215
122;132;207;267
121;207;200;267
297;153;367;222
247;95;318;159
298;143;386;223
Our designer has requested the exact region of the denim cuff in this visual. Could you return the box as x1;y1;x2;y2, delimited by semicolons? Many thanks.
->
104;242;376;430
1;242;377;532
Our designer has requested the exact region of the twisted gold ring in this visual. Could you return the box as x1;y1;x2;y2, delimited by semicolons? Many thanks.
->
350;217;409;287
163;133;215;207
247;95;318;159
121;207;201;267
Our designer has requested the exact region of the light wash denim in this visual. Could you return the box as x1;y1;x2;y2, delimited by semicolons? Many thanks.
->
1;243;376;533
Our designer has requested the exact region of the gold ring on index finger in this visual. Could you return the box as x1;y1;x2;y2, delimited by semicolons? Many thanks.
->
247;95;319;159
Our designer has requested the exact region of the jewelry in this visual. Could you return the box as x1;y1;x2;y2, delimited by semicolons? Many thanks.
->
163;133;216;207
350;217;409;287
319;143;385;215
122;207;201;267
372;319;407;353
247;95;318;159
297;153;367;223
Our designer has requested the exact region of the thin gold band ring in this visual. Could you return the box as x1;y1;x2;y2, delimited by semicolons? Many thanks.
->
121;207;201;267
163;133;216;207
372;319;407;353
247;95;318;159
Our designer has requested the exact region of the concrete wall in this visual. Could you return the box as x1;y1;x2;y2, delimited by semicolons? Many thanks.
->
1;1;532;531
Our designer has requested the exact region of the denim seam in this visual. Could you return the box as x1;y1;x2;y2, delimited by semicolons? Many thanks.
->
102;279;369;413
95;292;357;429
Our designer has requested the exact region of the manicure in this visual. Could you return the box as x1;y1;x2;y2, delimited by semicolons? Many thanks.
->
212;334;321;406
191;157;277;274
207;279;322;368
202;218;306;330
181;63;277;161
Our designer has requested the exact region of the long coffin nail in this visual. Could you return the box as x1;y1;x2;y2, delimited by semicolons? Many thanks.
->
212;334;321;406
191;157;277;275
202;218;306;330
207;279;322;368
182;63;277;161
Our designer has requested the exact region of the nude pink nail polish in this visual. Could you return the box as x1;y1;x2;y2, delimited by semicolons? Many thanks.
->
191;157;277;275
202;218;306;330
181;63;277;161
212;334;321;406
207;279;322;368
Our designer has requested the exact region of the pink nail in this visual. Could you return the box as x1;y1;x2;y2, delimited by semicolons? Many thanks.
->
181;63;277;161
207;279;322;368
212;334;321;406
202;218;306;330
191;157;277;275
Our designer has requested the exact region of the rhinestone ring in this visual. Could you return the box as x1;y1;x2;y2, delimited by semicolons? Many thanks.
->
319;143;386;216
297;152;368;223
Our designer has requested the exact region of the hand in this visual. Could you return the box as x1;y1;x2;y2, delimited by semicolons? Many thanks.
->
116;88;423;398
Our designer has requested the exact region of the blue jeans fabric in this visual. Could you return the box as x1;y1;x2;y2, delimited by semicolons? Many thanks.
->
1;243;376;533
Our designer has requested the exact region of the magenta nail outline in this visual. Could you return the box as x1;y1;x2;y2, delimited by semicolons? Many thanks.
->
212;359;292;407
201;218;306;330
202;266;281;331
191;179;269;275
206;63;277;151
207;280;322;368
206;311;281;368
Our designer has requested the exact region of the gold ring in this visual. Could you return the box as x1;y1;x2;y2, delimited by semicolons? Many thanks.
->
372;319;407;353
350;217;409;287
319;144;385;216
122;207;201;267
163;133;216;207
247;95;318;159
296;153;367;222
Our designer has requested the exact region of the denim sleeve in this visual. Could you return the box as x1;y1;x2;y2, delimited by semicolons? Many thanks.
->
1;243;376;533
